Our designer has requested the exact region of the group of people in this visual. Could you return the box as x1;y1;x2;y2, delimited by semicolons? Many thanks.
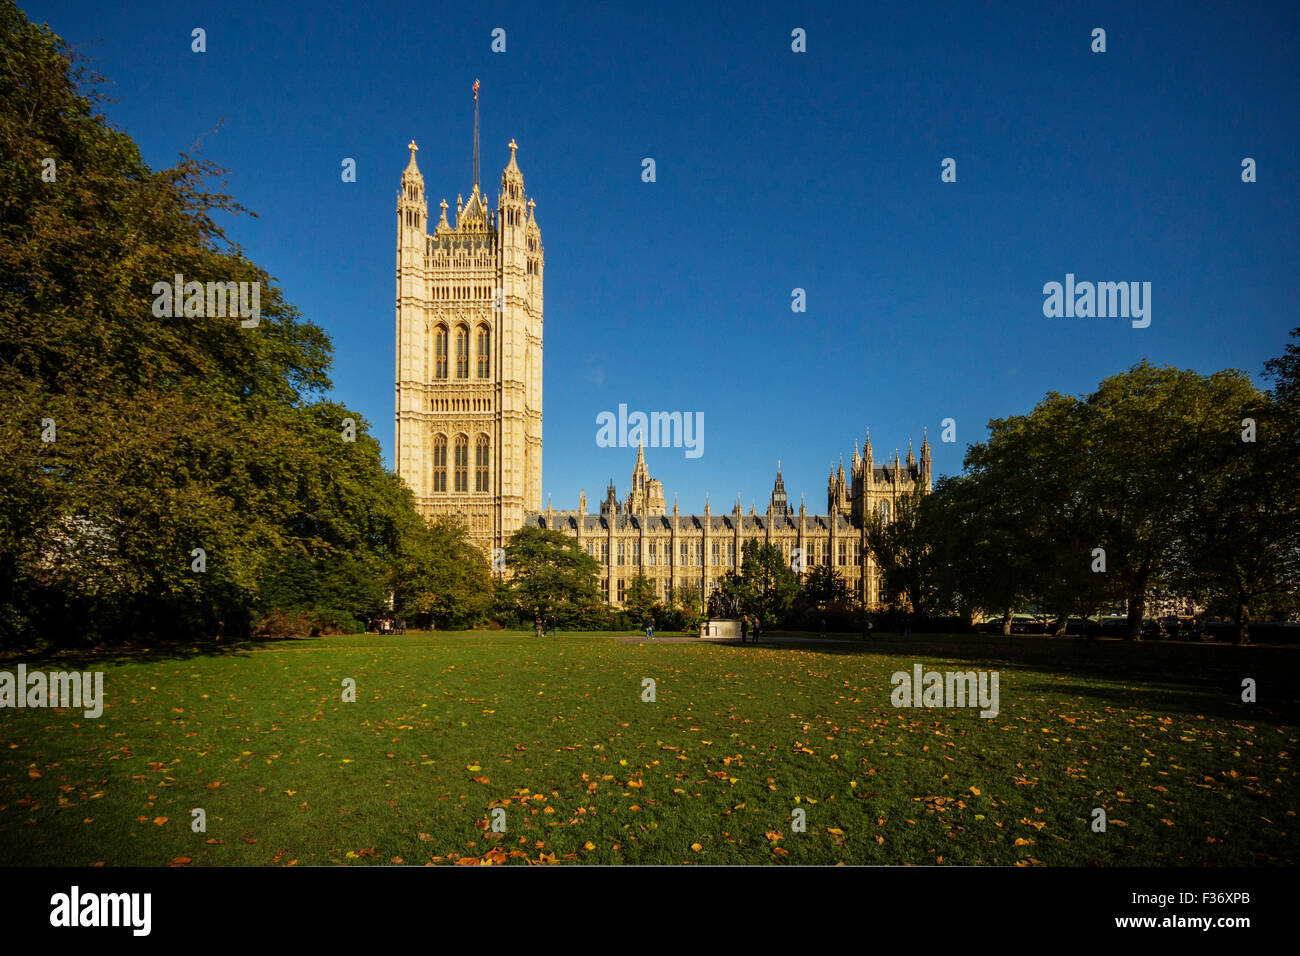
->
739;614;761;644
366;614;406;634
533;616;557;638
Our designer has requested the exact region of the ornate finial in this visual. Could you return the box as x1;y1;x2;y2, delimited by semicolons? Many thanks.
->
408;140;418;154
509;138;517;152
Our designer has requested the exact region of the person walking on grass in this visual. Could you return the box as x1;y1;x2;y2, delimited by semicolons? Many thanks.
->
740;615;749;644
645;614;655;640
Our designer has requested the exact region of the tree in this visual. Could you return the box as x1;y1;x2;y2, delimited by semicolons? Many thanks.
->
1163;341;1300;642
799;562;849;610
0;3;460;645
973;392;1109;636
923;474;1028;633
500;526;602;626
719;540;798;628
623;572;658;622
392;517;493;629
865;483;939;620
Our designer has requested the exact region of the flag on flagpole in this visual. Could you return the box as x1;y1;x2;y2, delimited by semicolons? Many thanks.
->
473;78;479;100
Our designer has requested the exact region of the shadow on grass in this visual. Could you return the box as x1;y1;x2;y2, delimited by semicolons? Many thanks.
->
736;633;1300;718
0;635;312;670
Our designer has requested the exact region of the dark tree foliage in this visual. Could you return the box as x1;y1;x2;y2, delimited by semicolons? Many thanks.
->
0;3;491;645
920;359;1297;641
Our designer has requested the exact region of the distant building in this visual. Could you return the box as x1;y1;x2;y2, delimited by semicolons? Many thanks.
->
530;437;930;608
395;89;928;607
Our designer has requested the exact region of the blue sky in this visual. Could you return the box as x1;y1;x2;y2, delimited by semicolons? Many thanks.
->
26;0;1300;512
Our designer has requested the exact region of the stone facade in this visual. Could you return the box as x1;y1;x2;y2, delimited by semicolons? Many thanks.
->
528;439;931;608
394;131;543;554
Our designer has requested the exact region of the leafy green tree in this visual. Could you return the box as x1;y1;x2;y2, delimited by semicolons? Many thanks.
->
799;562;849;610
972;392;1109;636
865;483;939;620
500;525;602;627
623;572;659;623
719;540;798;628
392;517;493;629
922;474;1028;632
1164;344;1300;642
0;3;473;645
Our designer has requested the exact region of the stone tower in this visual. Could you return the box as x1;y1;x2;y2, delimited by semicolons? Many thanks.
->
394;83;544;555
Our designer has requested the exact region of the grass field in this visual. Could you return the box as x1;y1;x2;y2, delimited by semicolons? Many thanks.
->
1;630;1295;866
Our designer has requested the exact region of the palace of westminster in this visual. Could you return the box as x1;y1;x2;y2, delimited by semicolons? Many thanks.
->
394;92;930;609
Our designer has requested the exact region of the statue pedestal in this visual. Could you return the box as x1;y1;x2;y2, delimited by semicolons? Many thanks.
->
699;619;741;640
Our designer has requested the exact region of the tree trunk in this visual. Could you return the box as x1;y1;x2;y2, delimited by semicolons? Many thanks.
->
1233;596;1251;646
1001;607;1013;636
1126;561;1151;641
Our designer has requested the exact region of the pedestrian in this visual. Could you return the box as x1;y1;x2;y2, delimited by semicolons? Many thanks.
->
754;618;761;644
740;615;749;644
534;616;543;639
820;616;826;639
646;614;655;640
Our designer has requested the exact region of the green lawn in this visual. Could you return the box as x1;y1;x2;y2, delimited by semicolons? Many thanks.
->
1;631;1295;865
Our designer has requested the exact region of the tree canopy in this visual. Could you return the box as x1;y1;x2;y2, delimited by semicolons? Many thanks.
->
0;2;490;645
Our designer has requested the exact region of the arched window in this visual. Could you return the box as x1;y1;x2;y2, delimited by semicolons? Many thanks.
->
432;434;447;492
476;325;490;378
454;435;469;492
879;500;890;523
475;435;490;492
455;326;469;378
435;326;448;379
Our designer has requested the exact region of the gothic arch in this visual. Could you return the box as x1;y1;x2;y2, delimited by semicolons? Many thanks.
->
453;433;470;492
431;433;448;492
476;323;491;378
434;324;449;379
475;433;490;492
